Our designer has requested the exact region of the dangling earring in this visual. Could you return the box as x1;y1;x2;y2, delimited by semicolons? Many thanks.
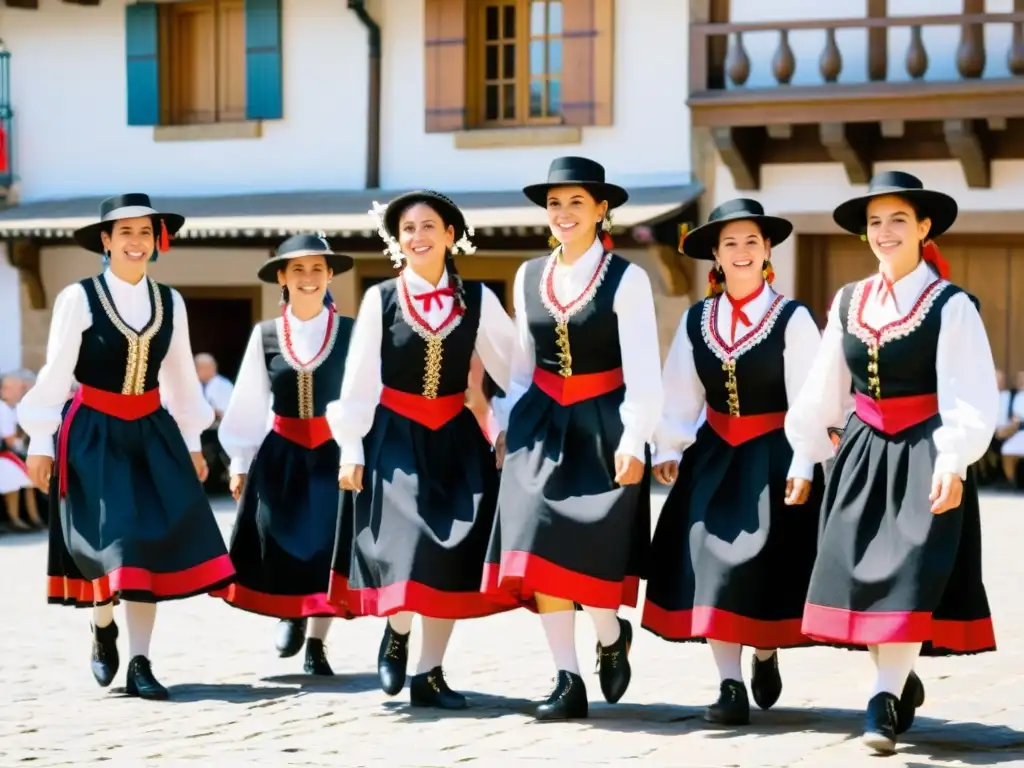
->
279;286;289;307
762;258;775;285
548;234;560;249
706;264;725;298
101;249;111;266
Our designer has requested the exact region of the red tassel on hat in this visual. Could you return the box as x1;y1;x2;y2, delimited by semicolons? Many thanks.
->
600;230;614;251
921;239;950;279
158;219;171;253
677;223;691;254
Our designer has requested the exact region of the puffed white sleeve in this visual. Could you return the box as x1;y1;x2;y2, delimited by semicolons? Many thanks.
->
783;305;824;480
652;306;705;466
493;262;536;432
217;325;272;476
784;290;852;466
474;284;516;394
613;263;665;462
932;292;1000;481
326;286;383;467
17;284;91;459
158;289;216;452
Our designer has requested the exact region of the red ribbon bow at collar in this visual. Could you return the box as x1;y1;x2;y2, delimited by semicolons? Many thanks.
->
413;286;455;312
724;282;765;343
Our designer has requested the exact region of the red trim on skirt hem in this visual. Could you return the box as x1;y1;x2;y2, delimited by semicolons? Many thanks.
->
802;602;996;652
641;601;809;647
328;572;516;619
481;551;639;610
47;554;236;605
211;583;347;618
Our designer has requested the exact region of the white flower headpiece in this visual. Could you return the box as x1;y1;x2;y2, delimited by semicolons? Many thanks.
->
601;211;613;233
316;231;331;250
368;197;478;268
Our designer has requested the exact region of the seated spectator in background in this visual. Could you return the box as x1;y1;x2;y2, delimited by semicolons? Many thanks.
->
0;372;41;529
195;353;234;493
999;370;1024;487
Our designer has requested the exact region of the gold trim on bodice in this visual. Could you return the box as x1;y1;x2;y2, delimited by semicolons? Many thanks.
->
90;276;165;395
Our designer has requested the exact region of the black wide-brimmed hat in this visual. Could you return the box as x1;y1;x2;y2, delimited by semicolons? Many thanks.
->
680;198;793;261
73;193;185;255
381;190;469;242
257;234;354;283
832;170;958;238
523;156;629;210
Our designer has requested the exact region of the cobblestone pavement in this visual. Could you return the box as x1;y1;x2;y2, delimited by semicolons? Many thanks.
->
2;491;1024;766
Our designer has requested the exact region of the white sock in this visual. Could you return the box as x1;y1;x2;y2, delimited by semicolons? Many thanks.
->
540;610;580;675
708;639;743;683
871;642;922;697
308;617;332;641
124;601;157;659
416;617;455;674
582;606;621;646
92;602;114;629
388;611;414;636
754;648;777;662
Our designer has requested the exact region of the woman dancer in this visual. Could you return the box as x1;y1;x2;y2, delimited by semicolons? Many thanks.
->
214;234;355;674
20;194;234;699
483;156;663;720
327;190;516;709
786;171;999;754
641;199;824;725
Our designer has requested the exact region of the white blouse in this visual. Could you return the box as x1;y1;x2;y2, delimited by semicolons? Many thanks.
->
499;238;664;463
785;260;1000;481
653;288;823;480
218;306;336;476
17;269;213;458
326;266;517;467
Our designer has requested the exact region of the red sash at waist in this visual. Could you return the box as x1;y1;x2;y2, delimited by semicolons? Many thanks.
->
380;387;464;430
533;367;624;406
854;391;939;436
705;406;786;447
272;415;332;449
58;385;162;497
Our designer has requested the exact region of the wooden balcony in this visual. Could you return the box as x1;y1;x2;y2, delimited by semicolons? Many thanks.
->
689;12;1024;190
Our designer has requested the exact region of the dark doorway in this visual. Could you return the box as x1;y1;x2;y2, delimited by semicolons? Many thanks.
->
177;288;261;382
360;277;509;311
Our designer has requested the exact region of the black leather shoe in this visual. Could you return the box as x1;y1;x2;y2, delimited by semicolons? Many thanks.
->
863;692;899;755
704;679;750;725
275;618;307;658
303;639;334;676
534;671;589;721
896;671;926;735
750;651;782;710
596;617;632;703
125;656;169;701
90;621;119;688
409;666;467;710
377;623;410;696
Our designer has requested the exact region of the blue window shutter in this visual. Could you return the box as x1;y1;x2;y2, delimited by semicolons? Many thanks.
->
125;3;160;126
245;0;283;120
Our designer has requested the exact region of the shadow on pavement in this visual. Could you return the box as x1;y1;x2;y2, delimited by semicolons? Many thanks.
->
261;672;382;694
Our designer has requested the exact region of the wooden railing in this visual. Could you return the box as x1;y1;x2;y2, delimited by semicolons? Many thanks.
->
690;12;1024;93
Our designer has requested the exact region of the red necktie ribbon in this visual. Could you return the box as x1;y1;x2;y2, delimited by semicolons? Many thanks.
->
414;287;454;312
876;273;896;309
725;282;765;343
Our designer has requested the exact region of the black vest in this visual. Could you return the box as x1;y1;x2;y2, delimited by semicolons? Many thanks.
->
74;275;175;395
839;277;968;399
377;276;482;397
522;252;628;375
260;313;353;418
687;294;802;415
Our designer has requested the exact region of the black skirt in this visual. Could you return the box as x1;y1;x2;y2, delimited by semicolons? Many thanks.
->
642;425;823;647
47;402;234;607
329;405;513;619
802;413;996;656
214;432;349;618
482;385;651;610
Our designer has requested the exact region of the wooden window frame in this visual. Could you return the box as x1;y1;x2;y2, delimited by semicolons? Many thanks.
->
465;0;566;129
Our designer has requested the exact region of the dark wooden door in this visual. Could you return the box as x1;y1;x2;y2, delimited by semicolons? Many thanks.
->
182;296;254;381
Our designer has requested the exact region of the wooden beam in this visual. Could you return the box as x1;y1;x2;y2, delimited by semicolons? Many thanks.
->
820;123;872;184
6;239;46;310
766;124;793;140
880;119;905;138
944;119;990;188
710;126;760;190
988;116;1008;131
867;0;887;81
4;0;39;8
649;243;693;297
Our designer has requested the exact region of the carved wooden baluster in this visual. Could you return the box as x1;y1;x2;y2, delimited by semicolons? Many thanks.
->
727;31;751;86
956;15;986;78
773;29;796;84
1010;22;1024;76
819;27;842;82
905;25;929;80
